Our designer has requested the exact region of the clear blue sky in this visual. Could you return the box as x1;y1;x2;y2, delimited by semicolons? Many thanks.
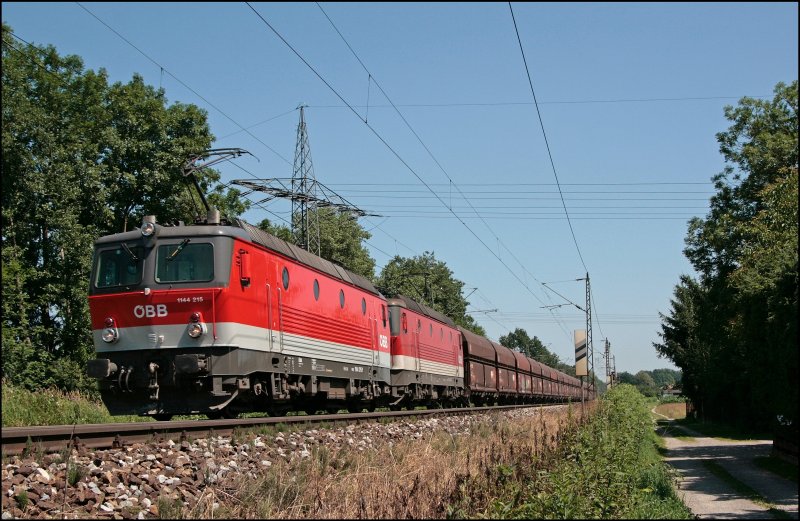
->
3;2;797;376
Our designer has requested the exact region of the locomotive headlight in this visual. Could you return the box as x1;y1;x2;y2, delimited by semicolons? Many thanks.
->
102;327;118;343
187;322;206;338
141;215;156;237
141;221;156;237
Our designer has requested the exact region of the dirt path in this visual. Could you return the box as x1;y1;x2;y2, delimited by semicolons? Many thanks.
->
654;409;798;519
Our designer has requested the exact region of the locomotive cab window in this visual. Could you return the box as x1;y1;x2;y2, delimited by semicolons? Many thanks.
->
155;242;213;283
95;244;144;288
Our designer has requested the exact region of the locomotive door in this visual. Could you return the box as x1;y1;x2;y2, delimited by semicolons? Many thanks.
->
265;282;283;354
413;330;421;373
275;287;284;353
370;317;379;368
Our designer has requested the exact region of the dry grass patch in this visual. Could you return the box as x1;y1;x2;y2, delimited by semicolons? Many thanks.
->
654;402;687;420
191;405;590;519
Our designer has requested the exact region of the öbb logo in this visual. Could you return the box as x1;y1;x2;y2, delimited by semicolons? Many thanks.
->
134;304;168;318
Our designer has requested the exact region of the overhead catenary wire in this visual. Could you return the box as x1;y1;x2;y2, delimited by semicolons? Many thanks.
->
244;3;555;311
509;2;612;352
313;2;572;330
244;2;578;339
509;2;589;274
307;94;771;108
75;2;293;167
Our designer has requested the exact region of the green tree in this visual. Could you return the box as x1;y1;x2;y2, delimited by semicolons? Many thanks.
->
655;81;798;429
257;217;293;242
314;208;376;281
499;328;561;368
650;368;681;389
684;82;798;281
377;252;485;335
1;25;240;391
256;208;376;281
616;372;637;386
634;371;658;397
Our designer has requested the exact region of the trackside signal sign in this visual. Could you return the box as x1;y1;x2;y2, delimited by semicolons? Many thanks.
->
574;329;588;377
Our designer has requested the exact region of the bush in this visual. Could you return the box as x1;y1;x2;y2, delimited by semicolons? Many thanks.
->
1;380;147;426
485;384;692;519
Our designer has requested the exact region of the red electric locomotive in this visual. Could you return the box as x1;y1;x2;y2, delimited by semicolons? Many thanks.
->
86;211;393;419
386;295;464;408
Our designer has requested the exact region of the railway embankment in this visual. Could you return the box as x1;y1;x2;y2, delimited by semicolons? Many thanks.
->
2;404;578;519
3;384;696;519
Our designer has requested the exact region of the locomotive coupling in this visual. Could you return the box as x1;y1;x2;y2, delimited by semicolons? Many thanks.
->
175;354;208;375
87;359;118;379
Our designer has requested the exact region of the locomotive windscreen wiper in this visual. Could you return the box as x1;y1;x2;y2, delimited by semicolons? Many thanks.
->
121;243;139;263
166;238;191;262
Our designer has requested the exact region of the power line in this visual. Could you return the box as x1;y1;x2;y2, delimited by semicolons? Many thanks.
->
332;189;714;194
75;2;293;166
347;205;710;209
248;3;577;338
373;216;700;220
245;3;555;312
307;95;771;108
335;195;713;201
313;2;565;319
324;181;715;186
216;108;299;140
509;2;588;274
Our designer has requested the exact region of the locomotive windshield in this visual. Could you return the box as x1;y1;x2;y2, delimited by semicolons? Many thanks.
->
94;244;145;288
155;242;214;283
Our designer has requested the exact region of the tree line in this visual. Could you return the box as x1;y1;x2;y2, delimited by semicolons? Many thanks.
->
654;81;798;432
615;368;682;398
3;25;565;394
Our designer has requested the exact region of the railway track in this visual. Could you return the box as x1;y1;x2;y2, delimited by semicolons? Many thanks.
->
1;404;552;455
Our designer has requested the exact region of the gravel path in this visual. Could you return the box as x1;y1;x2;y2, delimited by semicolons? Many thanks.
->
655;411;798;519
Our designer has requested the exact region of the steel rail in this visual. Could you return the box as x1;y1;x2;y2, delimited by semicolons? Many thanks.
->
1;404;560;455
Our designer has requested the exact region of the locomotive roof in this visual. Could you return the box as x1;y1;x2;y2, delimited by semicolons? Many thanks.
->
94;219;379;296
386;295;456;328
236;219;380;296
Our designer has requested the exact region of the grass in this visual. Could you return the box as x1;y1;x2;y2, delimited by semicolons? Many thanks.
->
484;385;693;519
654;402;687;420
180;405;582;519
172;390;692;519
702;459;791;519
1;381;149;427
753;456;798;484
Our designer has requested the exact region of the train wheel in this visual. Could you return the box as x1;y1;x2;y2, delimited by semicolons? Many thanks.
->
367;403;376;413
153;414;173;422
